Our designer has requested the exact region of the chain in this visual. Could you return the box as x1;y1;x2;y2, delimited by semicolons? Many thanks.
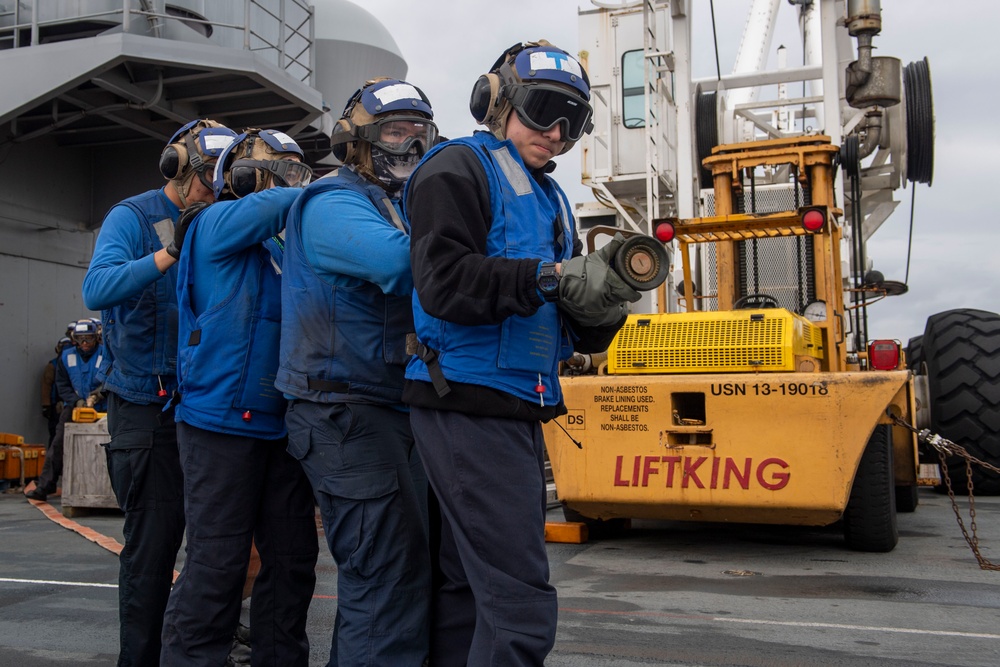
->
888;413;1000;571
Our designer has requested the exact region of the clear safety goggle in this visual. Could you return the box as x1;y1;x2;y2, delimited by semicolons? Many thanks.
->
74;334;98;345
231;158;314;189
356;117;439;156
506;83;594;142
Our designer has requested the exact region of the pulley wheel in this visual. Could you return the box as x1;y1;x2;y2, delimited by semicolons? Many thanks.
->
904;57;934;185
613;235;669;292
695;88;719;190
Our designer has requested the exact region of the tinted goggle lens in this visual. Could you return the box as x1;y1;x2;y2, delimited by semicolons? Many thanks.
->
76;335;97;345
361;118;438;156
509;85;593;141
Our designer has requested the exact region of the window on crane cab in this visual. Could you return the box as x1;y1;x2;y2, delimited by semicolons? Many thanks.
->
622;49;645;128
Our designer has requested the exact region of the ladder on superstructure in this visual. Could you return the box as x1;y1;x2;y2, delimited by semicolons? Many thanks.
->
642;0;674;229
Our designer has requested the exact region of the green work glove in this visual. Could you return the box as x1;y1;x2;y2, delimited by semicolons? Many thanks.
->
557;233;641;327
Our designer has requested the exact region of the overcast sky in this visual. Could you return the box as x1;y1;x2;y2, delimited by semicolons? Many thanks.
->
356;0;998;343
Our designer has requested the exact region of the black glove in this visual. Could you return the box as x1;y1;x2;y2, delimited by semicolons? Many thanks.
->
42;405;52;420
74;399;86;408
165;202;209;259
557;233;641;327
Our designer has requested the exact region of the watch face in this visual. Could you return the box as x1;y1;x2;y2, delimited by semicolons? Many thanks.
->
538;263;559;294
802;300;827;323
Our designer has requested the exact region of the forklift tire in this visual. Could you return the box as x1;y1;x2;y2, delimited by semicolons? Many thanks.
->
843;424;899;552
562;504;628;539
905;335;923;371
922;309;1000;495
895;484;919;513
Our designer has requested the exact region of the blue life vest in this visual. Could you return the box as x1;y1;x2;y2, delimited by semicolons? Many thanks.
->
276;169;413;405
62;345;107;410
405;132;575;406
175;211;287;438
100;189;179;404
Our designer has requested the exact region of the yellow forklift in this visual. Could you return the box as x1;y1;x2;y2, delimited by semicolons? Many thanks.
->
545;135;917;552
542;0;995;553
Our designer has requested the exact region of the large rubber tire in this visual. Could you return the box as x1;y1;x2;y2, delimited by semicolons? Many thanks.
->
895;484;919;513
922;309;1000;495
898;336;922;511
906;335;923;371
843;425;899;552
562;504;628;540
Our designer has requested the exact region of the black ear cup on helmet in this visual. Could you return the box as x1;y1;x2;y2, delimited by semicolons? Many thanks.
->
159;143;188;179
469;73;502;124
470;42;527;126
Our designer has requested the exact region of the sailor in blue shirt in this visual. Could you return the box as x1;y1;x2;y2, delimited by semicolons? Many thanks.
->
81;119;236;667
160;129;319;667
276;78;438;666
405;42;638;666
29;319;106;500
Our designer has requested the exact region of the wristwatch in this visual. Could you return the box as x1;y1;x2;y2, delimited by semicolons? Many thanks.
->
537;262;560;302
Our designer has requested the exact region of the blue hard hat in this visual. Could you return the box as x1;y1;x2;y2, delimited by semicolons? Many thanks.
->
352;78;434;119
510;45;591;101
71;319;99;341
213;129;310;199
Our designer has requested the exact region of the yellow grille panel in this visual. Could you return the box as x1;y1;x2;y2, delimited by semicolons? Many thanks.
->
608;310;824;374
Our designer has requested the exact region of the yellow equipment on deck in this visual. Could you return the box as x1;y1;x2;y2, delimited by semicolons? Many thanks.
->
72;407;107;423
545;136;918;552
609;310;824;374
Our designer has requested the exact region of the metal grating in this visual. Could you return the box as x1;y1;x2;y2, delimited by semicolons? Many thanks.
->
738;235;815;311
699;182;816;313
608;311;823;374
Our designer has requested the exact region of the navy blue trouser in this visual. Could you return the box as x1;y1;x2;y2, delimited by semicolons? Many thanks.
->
104;392;186;667
286;401;430;667
161;423;319;667
409;407;557;667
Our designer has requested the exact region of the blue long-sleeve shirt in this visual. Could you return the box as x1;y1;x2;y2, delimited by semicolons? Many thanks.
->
82;189;179;311
81;188;180;403
186;187;297;316
299;189;412;296
174;186;299;438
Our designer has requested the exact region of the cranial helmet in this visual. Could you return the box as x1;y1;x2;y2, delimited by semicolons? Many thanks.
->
329;77;437;191
71;319;99;344
213;129;313;200
159;119;238;206
469;40;594;155
55;337;72;355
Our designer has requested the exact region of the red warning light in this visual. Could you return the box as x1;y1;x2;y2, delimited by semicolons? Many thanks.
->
868;340;901;371
654;221;675;242
801;207;826;233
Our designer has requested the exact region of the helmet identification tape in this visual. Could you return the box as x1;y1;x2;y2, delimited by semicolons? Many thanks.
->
203;134;235;153
528;51;583;77
268;131;297;147
373;83;422;105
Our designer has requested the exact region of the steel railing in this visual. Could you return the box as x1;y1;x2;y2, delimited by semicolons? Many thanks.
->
0;0;313;82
